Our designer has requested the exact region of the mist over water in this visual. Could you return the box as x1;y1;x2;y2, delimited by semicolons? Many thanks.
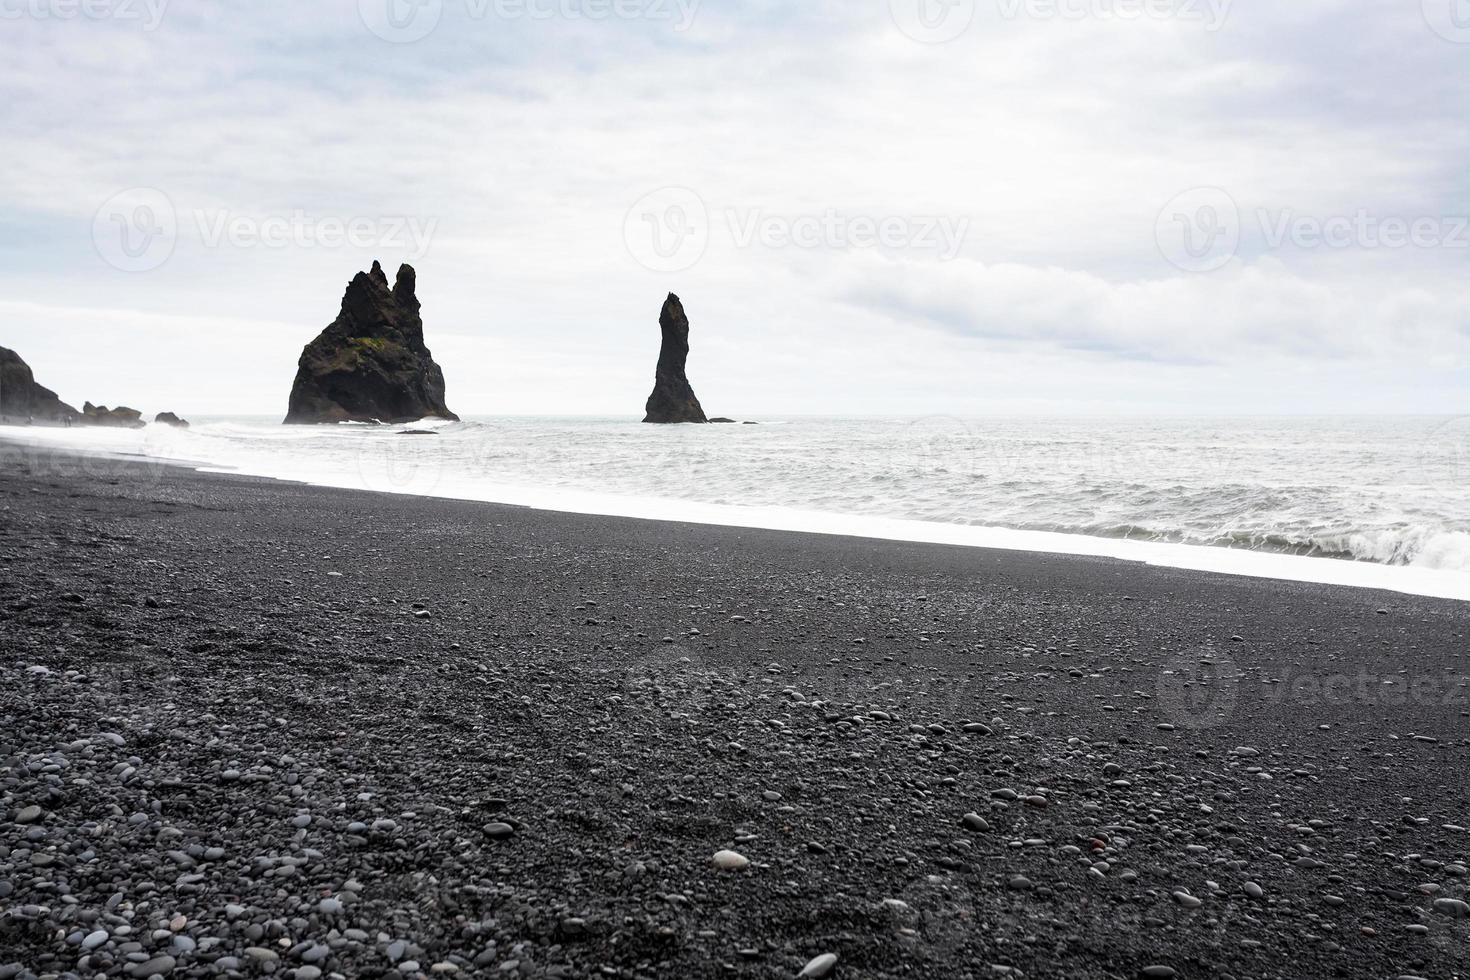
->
9;414;1470;581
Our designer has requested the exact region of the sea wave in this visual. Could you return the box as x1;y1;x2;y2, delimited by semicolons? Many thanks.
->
1011;521;1470;571
5;414;1469;592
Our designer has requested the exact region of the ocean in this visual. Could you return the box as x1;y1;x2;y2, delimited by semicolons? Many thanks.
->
7;415;1470;600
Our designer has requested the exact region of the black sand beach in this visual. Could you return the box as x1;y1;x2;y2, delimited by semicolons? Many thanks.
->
2;443;1468;980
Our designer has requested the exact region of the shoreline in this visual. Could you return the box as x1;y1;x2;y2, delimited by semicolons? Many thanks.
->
3;424;1468;602
3;445;1469;979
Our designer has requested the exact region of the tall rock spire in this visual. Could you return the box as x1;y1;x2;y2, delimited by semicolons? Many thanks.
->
642;293;709;424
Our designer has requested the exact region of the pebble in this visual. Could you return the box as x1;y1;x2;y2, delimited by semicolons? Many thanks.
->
799;953;838;978
127;955;175;977
14;804;43;824
1243;881;1264;899
961;813;991;832
483;822;515;840
714;850;750;870
1433;898;1470;917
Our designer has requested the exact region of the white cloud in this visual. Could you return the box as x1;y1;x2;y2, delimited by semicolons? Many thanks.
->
0;0;1467;415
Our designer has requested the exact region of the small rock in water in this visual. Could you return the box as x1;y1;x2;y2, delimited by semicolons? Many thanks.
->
714;850;750;870
799;953;838;978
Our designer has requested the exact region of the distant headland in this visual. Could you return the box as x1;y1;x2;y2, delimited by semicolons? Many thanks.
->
0;346;187;430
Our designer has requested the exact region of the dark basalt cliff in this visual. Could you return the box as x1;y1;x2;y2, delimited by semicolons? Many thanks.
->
0;347;79;423
642;293;708;424
285;262;458;425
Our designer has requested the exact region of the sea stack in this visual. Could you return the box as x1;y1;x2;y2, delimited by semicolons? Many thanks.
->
643;293;708;424
0;347;80;424
82;403;146;428
284;261;459;425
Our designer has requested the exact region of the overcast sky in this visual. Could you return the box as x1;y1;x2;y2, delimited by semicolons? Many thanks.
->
2;0;1468;417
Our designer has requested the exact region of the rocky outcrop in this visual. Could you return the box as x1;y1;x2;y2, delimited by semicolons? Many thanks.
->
155;412;190;428
83;403;146;428
0;347;79;424
642;294;708;424
284;262;459;425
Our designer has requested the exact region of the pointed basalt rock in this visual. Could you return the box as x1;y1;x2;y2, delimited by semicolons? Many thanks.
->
0;347;79;424
284;261;458;425
643;293;708;424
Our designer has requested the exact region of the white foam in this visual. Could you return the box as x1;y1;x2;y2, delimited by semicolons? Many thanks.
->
282;469;1470;602
6;420;1469;603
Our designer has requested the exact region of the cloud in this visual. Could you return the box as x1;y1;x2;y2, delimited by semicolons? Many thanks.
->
0;0;1466;414
843;254;1470;368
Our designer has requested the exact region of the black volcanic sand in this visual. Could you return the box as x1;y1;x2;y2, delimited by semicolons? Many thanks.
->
2;444;1468;980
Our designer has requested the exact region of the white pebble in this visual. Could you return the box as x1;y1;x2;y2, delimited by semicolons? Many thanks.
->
713;850;750;870
800;953;839;978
